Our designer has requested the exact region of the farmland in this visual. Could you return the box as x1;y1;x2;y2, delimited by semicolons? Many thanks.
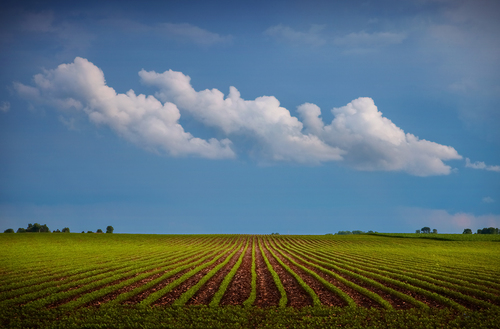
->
1;233;499;328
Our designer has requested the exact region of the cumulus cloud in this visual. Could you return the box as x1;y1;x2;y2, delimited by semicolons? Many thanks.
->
14;57;235;159
482;197;495;203
298;98;461;176
16;57;462;175
139;69;342;164
399;207;500;233
465;158;500;172
264;24;326;46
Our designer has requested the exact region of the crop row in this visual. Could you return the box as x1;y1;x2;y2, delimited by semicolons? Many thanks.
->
0;235;498;311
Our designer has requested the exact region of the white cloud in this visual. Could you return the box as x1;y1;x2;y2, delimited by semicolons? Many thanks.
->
139;69;342;164
482;197;494;203
298;98;462;176
264;24;326;46
0;101;10;112
14;57;235;159
333;31;407;48
399;207;500;233
16;57;463;175
465;158;500;172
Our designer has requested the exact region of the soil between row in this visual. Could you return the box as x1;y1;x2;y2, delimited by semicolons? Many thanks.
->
3;237;497;310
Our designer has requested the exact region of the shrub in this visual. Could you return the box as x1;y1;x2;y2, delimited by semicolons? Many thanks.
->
106;226;114;233
96;229;103;233
463;228;472;234
17;228;26;233
4;228;14;233
87;231;93;233
62;227;70;233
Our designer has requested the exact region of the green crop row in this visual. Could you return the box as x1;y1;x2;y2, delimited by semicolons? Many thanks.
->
271;238;392;309
1;236;229;308
0;235;217;291
257;238;287;307
139;237;242;306
263;238;321;307
242;237;257;307
311;248;499;310
278;238;429;309
174;239;246;306
298;248;468;310
210;238;250;306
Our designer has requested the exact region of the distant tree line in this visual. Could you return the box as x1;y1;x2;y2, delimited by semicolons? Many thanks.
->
3;224;114;234
463;227;499;234
333;230;375;235
416;227;438;234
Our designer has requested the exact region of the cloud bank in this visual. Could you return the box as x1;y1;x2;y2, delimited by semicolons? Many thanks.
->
15;57;462;175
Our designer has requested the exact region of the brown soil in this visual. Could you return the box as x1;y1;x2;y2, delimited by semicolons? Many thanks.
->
86;254;206;307
186;247;244;305
268;243;347;307
293;251;413;309
261;241;312;308
302;250;451;309
220;243;253;306
124;251;226;305
152;250;232;306
283;249;381;308
47;274;135;308
354;271;448;309
254;241;280;307
277;244;412;309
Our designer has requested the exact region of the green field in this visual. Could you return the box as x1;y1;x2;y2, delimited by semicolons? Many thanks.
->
1;233;499;328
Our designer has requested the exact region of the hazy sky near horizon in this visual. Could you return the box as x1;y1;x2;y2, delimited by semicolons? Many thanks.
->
1;0;499;234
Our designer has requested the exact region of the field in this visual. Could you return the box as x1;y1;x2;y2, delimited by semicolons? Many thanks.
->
1;233;499;328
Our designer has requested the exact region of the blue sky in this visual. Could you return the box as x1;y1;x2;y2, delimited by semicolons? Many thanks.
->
1;0;499;234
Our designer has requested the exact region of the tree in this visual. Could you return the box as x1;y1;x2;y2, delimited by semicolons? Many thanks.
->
81;231;85;233
352;230;364;235
96;229;103;233
106;226;114;234
25;223;50;233
17;228;26;233
336;231;352;235
477;227;499;234
421;227;431;234
62;227;70;233
4;228;14;233
53;229;61;233
463;228;472;234
87;231;93;233
432;229;438;234
415;230;421;234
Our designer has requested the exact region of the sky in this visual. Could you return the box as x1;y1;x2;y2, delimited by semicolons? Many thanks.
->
0;0;499;234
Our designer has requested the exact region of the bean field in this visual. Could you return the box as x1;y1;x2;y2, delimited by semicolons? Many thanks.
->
1;233;499;328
